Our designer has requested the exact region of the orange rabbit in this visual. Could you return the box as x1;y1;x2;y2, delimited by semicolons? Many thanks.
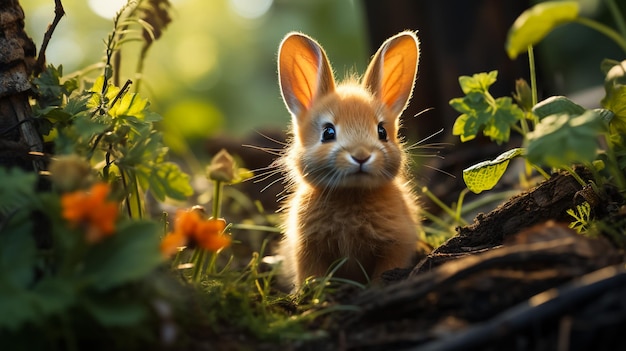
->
276;31;420;289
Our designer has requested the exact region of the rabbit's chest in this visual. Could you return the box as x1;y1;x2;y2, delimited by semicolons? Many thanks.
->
297;191;406;246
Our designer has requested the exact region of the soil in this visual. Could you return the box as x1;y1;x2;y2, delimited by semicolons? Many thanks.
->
293;170;626;351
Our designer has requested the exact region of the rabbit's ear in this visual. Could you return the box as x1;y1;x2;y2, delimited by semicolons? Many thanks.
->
363;31;419;117
278;32;335;118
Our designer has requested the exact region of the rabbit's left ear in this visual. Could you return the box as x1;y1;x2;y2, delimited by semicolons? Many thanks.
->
363;31;419;117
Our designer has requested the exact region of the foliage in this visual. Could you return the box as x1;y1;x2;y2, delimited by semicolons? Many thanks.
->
505;1;580;59
3;2;349;348
462;148;524;193
31;1;192;211
567;201;592;233
451;0;626;196
0;167;163;348
450;71;525;145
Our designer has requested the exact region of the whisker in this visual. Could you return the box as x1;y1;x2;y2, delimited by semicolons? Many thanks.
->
242;144;284;156
406;143;451;152
254;130;288;147
414;128;444;145
244;164;282;182
412;107;435;119
423;164;456;178
410;153;445;160
260;175;286;193
251;170;282;183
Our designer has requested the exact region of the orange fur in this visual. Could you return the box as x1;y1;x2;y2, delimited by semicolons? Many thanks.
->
277;31;421;289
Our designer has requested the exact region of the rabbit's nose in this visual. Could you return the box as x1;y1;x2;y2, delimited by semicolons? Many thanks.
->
350;147;372;164
351;155;370;164
351;153;371;165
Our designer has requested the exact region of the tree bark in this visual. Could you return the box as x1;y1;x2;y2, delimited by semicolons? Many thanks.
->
0;0;43;172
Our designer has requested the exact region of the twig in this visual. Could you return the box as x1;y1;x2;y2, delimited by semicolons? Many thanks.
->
35;0;65;75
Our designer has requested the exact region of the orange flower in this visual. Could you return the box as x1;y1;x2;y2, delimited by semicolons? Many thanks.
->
173;209;202;237
160;231;187;258
194;218;230;252
61;182;119;243
160;209;231;257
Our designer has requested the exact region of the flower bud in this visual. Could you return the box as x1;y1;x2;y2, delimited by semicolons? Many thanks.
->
207;149;236;183
513;78;533;112
49;155;94;192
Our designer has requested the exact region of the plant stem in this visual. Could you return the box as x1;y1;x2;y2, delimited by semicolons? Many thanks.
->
193;180;224;283
123;169;143;219
527;45;538;108
230;223;282;233
606;0;626;40
459;189;521;215
602;134;626;189
562;165;587;187
212;180;223;219
532;164;552;180
574;17;626;55
421;208;455;229
519;115;530;139
421;187;469;226
455;188;470;221
192;250;206;283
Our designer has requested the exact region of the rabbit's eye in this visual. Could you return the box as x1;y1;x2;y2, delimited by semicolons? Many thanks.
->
321;123;336;142
377;123;387;141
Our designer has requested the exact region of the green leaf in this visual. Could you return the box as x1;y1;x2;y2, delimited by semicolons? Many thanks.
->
450;73;523;144
82;220;162;291
73;113;110;137
450;92;493;142
0;167;38;215
33;65;65;107
451;113;476;142
87;76;120;110
31;278;75;317
463;148;524;194
64;92;92;116
0;284;37;330
506;1;580;59
602;59;626;85
0;200;38;330
137;161;194;201
483;97;524;144
0;210;36;289
533;96;586;119
110;92;149;120
527;111;605;168
458;71;498;94
601;60;626;135
82;296;146;327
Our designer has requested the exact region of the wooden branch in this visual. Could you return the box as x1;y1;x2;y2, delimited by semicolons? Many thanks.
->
35;0;65;75
410;265;626;351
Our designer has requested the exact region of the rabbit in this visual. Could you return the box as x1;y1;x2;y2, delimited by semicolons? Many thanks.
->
276;31;421;289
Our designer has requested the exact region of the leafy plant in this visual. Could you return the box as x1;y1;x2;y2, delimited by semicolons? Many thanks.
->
32;1;192;218
0;0;186;348
0;166;164;349
567;201;592;233
451;0;626;195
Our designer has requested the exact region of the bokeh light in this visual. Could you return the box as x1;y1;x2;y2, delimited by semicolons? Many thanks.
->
228;0;273;19
88;0;127;19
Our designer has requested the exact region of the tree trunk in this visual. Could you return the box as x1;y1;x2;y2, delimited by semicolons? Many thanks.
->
0;0;43;172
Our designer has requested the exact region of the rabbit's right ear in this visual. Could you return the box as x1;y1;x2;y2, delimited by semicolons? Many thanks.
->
278;33;335;118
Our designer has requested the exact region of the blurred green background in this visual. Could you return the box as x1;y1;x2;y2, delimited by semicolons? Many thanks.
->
24;0;368;159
